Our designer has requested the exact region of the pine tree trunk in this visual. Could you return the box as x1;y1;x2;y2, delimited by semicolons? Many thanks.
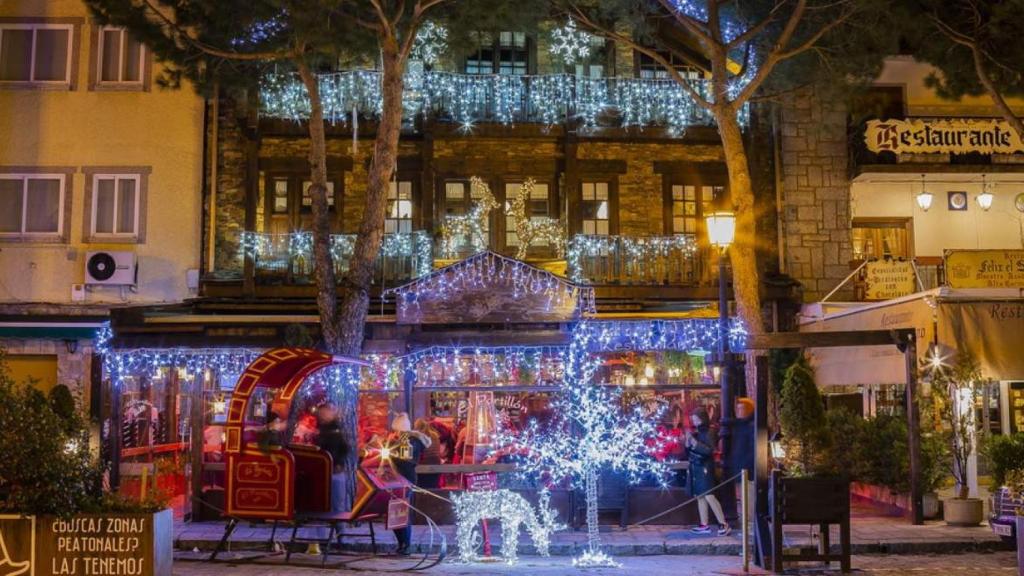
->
715;109;765;334
296;62;343;352
335;44;405;357
971;45;1024;141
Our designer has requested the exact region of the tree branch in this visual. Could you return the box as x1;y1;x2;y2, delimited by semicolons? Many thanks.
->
140;0;294;61
566;1;712;110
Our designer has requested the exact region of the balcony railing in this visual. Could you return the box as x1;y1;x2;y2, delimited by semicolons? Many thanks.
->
239;231;432;285
259;70;740;132
566;234;701;286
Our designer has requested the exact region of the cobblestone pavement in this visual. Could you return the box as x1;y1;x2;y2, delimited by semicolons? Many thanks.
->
172;552;1020;575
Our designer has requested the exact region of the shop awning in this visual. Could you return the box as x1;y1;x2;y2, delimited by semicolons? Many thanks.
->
799;288;1024;385
0;322;105;340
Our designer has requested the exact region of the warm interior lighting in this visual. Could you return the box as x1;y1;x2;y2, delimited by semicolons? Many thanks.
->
704;211;736;249
770;431;786;460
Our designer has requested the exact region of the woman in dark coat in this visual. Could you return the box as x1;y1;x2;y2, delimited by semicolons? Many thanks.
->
686;408;730;535
388;412;432;556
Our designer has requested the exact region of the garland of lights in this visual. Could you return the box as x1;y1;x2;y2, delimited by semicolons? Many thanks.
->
452;488;564;564
259;70;734;133
566;234;699;284
439;177;497;258
549;20;595;65
239;230;432;278
507;178;566;260
491;323;670;567
386;251;597;320
97;317;744;394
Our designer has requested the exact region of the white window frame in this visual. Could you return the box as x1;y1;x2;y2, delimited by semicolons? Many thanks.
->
0;173;67;237
90;173;141;238
0;24;74;85
96;26;144;85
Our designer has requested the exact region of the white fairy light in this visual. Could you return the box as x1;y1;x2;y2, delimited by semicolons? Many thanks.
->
491;322;672;567
240;230;432;278
452;488;565;564
412;21;448;65
259;70;733;132
549;20;594;65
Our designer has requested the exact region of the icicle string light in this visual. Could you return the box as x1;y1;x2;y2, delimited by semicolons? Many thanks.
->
385;251;597;320
566;234;698;284
239;230;432;278
259;70;742;132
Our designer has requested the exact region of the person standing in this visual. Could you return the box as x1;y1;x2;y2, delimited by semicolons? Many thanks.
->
389;412;432;555
687;408;730;535
413;419;442;489
316;402;350;513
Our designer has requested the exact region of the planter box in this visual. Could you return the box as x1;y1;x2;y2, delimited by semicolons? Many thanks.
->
944;498;984;526
850;482;939;519
0;509;172;576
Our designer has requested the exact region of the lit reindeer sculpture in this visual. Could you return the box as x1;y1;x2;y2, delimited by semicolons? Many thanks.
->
507;178;566;260
440;176;499;258
451;488;565;564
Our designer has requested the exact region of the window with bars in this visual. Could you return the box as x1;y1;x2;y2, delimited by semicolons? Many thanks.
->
668;183;720;235
386;180;414;234
504;182;552;248
0;24;73;85
98;26;143;84
264;174;341;235
636;50;702;80
0;174;66;237
91;174;140;238
580;181;610;235
465;31;529;75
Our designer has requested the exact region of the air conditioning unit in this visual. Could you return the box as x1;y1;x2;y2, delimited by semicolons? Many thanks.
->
85;251;137;286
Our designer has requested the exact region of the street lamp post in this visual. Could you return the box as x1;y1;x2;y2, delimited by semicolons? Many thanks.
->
705;211;736;448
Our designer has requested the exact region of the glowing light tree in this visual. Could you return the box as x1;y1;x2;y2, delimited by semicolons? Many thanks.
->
493;324;669;567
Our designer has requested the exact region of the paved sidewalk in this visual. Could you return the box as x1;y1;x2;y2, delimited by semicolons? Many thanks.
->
175;514;1011;558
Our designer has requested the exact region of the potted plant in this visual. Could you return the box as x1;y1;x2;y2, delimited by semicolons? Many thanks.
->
928;351;985;526
0;352;172;575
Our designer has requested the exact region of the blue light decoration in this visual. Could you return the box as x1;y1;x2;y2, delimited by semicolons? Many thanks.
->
258;70;743;134
239;230;433;278
384;251;598;322
565;234;698;284
95;318;745;392
491;322;671;567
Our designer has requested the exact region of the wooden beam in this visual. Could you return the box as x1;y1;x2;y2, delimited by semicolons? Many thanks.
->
745;328;915;350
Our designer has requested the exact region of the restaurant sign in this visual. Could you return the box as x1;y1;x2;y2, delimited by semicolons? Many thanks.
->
865;119;1024;155
864;259;916;300
945;249;1024;289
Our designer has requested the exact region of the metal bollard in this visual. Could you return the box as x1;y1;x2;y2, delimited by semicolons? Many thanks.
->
741;469;749;573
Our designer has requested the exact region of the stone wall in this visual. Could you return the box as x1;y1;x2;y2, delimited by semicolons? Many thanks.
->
779;85;853;301
210;97;248;276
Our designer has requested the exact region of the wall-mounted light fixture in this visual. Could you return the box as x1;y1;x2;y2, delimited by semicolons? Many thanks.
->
976;174;994;211
916;174;933;211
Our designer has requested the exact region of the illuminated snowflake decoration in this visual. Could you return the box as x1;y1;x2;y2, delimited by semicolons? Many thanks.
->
412;21;448;65
452;488;565;564
549;20;594;65
492;322;670;567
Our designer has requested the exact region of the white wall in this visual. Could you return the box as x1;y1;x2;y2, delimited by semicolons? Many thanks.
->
851;174;1024;257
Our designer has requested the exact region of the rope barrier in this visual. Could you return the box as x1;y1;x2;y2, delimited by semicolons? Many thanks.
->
631;472;742;527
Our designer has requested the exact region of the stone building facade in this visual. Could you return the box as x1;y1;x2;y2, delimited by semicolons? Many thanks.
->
778;85;853;301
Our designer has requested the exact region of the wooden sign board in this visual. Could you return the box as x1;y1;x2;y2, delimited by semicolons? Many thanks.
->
0;510;172;576
945;249;1024;289
866;119;1024;154
864;260;916;300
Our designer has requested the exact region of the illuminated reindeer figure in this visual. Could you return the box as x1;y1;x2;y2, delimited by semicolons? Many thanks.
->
440;176;498;258
507;178;566;260
452;488;565;564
